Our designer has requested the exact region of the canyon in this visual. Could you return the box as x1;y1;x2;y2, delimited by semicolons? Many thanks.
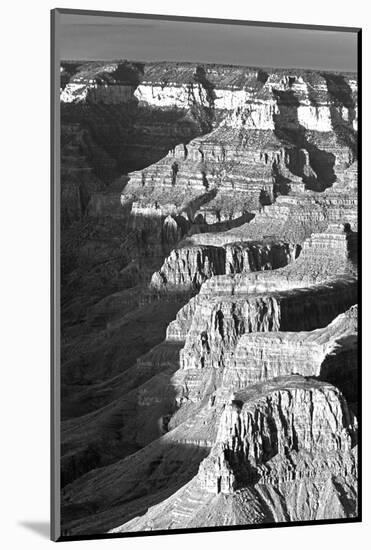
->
59;60;358;536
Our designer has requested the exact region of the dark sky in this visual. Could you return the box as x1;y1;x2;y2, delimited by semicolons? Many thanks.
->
59;13;358;72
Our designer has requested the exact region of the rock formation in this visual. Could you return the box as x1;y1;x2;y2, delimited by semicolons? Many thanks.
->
59;60;358;537
113;377;357;532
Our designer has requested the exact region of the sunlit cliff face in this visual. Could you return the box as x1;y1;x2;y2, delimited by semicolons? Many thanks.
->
59;60;358;537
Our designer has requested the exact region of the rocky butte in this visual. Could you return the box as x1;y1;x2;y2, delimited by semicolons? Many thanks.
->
59;60;358;536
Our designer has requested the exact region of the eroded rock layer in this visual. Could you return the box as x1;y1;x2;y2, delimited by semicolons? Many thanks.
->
60;60;358;536
111;377;357;532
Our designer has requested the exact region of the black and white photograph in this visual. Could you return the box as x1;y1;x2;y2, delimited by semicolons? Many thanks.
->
52;7;360;542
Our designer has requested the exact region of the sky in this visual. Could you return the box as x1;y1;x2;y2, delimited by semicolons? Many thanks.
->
58;13;358;72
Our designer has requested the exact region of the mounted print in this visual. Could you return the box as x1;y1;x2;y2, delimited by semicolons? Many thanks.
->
51;9;361;541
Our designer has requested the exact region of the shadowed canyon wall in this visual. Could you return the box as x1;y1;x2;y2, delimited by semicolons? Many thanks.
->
59;60;358;536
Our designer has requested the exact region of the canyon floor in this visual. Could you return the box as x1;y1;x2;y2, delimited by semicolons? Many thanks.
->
59;60;359;536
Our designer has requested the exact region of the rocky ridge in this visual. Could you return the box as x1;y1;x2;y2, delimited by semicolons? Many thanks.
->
114;377;357;532
59;60;358;536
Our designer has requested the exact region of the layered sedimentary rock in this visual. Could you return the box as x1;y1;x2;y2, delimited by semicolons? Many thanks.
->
122;64;357;227
186;191;357;249
167;300;357;401
60;61;142;104
223;306;357;402
61;318;358;534
60;60;358;537
199;377;357;493
198;223;357;296
178;279;356;372
167;224;356;372
61;61;357;232
151;245;226;291
113;377;357;532
151;240;294;292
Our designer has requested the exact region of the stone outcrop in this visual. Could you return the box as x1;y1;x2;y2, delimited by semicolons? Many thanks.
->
150;245;226;292
151;240;294;292
61;62;357;228
60;61;142;104
59;60;358;537
222;306;357;402
174;300;357;410
121;64;357;224
225;240;295;274
178;279;356;372
165;223;356;372
111;377;357;532
198;223;357;296
186;191;357;249
198;377;357;493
